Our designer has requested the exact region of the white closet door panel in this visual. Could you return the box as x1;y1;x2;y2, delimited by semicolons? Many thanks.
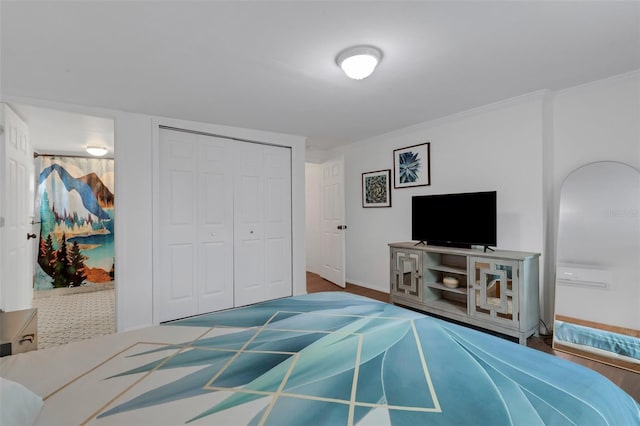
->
264;146;291;300
266;177;286;234
158;128;291;319
158;131;199;321
266;237;289;298
169;171;194;231
235;239;266;306
201;173;225;224
165;137;196;245
234;143;266;306
234;143;291;306
197;138;234;313
234;173;266;306
236;175;264;239
200;241;231;300
236;139;265;241
169;244;195;300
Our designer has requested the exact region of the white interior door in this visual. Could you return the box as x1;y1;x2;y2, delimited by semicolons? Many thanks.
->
234;143;291;306
0;104;34;311
320;158;346;288
157;128;234;322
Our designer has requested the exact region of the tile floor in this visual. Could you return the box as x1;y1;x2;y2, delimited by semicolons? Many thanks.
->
32;287;115;349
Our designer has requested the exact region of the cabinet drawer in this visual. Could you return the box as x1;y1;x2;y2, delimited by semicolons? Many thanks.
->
0;308;38;356
12;318;37;354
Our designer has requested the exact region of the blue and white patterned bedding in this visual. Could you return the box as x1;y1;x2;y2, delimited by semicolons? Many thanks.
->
554;320;640;363
2;292;639;425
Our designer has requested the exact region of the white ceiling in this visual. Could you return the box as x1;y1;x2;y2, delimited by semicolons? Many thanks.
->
1;1;639;153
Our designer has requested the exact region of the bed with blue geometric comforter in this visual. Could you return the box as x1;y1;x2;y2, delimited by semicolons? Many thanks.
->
1;292;639;425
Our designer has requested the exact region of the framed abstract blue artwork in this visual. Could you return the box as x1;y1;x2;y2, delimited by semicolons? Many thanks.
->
393;142;431;188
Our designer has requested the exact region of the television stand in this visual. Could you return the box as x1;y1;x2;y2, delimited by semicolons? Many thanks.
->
414;241;427;246
483;245;495;253
389;242;540;345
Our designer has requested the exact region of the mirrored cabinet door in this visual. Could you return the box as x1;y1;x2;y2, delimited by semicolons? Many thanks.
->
391;249;422;302
469;258;519;327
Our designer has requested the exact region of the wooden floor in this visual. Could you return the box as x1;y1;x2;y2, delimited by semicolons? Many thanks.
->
306;272;639;402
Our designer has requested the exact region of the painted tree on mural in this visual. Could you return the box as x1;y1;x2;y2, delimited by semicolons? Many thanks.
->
39;191;56;238
38;234;56;277
47;234;89;288
37;238;103;288
52;234;70;288
68;241;88;287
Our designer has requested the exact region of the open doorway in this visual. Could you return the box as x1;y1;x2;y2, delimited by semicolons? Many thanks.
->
10;104;116;349
305;157;346;289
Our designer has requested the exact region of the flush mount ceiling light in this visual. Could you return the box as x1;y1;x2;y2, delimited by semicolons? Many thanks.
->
86;146;108;156
336;45;383;80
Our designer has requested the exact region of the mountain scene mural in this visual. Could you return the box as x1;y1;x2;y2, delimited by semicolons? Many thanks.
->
35;157;115;290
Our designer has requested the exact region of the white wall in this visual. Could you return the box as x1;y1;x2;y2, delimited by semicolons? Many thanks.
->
113;112;154;331
308;70;639;329
1;96;307;332
6;71;637;333
326;95;547;307
0;106;5;309
552;71;640;181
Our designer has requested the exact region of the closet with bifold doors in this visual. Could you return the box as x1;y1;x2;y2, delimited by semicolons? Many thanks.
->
155;127;292;323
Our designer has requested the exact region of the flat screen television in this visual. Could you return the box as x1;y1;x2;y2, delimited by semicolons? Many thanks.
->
412;191;497;249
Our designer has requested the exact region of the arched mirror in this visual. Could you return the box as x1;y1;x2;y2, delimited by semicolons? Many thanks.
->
553;161;639;372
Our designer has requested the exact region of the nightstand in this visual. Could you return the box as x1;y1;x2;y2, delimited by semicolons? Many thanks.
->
0;308;38;357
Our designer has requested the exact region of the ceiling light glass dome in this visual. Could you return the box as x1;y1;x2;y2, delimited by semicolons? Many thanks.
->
336;46;383;80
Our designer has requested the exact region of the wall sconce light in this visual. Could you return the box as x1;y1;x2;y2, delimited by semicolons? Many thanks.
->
86;146;108;156
336;45;383;80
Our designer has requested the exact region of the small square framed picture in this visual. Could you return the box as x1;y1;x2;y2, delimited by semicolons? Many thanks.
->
393;142;431;188
362;169;392;208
